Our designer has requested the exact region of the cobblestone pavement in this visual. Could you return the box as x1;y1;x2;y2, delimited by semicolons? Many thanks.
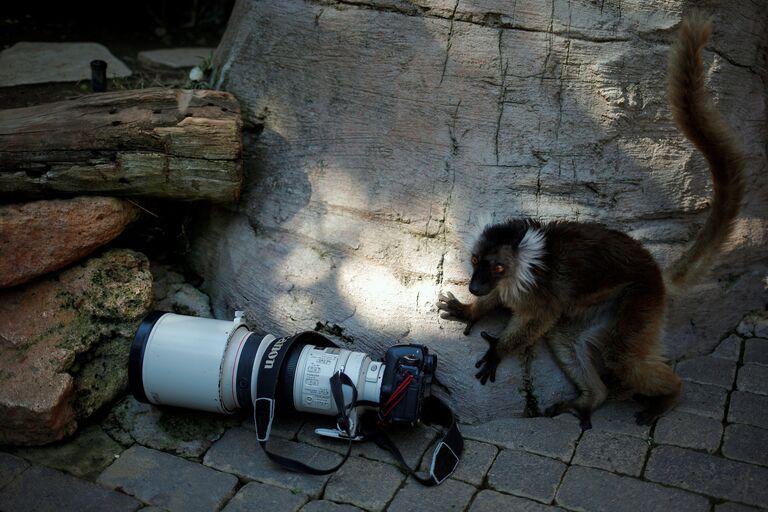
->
1;312;766;512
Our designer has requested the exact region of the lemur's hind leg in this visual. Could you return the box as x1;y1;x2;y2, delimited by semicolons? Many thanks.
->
544;325;608;430
606;283;681;426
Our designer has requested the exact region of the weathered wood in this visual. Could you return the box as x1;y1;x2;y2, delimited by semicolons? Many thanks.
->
0;88;242;203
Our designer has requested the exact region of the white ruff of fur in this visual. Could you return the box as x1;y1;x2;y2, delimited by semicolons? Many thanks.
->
501;228;546;303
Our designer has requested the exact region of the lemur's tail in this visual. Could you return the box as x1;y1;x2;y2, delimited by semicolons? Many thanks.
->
665;13;745;294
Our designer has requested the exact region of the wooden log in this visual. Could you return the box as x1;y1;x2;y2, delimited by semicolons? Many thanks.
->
0;88;242;203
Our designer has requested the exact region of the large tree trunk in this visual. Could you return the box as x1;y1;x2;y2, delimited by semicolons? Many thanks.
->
191;0;768;422
0;88;242;203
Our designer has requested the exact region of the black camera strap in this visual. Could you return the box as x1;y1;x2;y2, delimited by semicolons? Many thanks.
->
253;332;463;485
254;334;355;475
366;395;463;486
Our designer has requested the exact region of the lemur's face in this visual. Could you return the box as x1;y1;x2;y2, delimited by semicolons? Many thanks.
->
469;245;516;296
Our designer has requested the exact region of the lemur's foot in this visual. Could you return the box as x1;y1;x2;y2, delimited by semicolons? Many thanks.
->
544;400;593;430
437;291;474;335
480;331;500;345
475;342;500;385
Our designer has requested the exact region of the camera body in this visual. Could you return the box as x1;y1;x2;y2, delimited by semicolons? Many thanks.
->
380;345;436;426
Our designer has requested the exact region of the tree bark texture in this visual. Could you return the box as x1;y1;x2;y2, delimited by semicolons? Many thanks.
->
191;0;768;421
0;88;242;203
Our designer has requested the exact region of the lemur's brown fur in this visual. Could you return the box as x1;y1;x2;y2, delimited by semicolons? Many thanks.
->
437;13;745;427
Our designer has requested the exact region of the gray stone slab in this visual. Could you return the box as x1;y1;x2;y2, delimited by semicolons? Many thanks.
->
722;424;768;467
729;391;768;429
387;478;475;512
712;334;743;362
98;445;238;512
487;449;567;503
744;338;768;366
13;425;124;480
675;356;737;389
297;419;437;468
645;445;768;508
470;489;565;512
0;452;29;490
654;410;723;453
571;430;649;476
0;42;131;87
138;48;215;69
222;481;308;512
323;456;404;512
737;363;768;395
461;417;581;461
300;501;364;512
203;427;340;498
715;503;762;512
448;439;498;486
241;412;309;440
557;465;709;512
677;381;729;420
1;464;140;512
587;400;652;438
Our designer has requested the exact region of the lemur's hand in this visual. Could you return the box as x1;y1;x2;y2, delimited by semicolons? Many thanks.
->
437;291;475;335
475;340;500;385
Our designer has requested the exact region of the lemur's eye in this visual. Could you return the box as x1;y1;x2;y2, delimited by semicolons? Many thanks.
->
471;255;479;266
494;264;505;274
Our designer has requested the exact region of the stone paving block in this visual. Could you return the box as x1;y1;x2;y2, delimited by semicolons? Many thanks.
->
13;425;124;480
487;449;567;503
0;42;132;87
447;439;498;486
744;338;768;366
728;391;768;429
300;501;364;512
323;456;405;512
386;478;475;512
675;356;736;388
645;445;768;508
712;334;743;361
721;424;768;467
715;503;763;512
556;465;709;512
587;400;651;438
676;381;729;420
470;489;566;512
204;427;340;498
1;464;140;512
737;363;768;395
241;411;311;440
98;445;237;512
222;481;308;512
654;410;723;453
0;452;29;490
298;419;437;468
571;430;649;476
138;48;215;69
461;417;581;461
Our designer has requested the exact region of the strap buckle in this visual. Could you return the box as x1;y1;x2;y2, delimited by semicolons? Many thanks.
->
254;397;274;442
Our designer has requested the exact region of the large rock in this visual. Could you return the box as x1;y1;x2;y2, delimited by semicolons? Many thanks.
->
0;249;152;445
190;0;768;421
0;197;139;288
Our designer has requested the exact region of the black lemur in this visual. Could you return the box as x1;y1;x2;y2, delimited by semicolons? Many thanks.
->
437;13;745;428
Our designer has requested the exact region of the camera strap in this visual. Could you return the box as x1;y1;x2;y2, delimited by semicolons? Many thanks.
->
253;332;463;485
365;395;463;486
254;333;356;475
